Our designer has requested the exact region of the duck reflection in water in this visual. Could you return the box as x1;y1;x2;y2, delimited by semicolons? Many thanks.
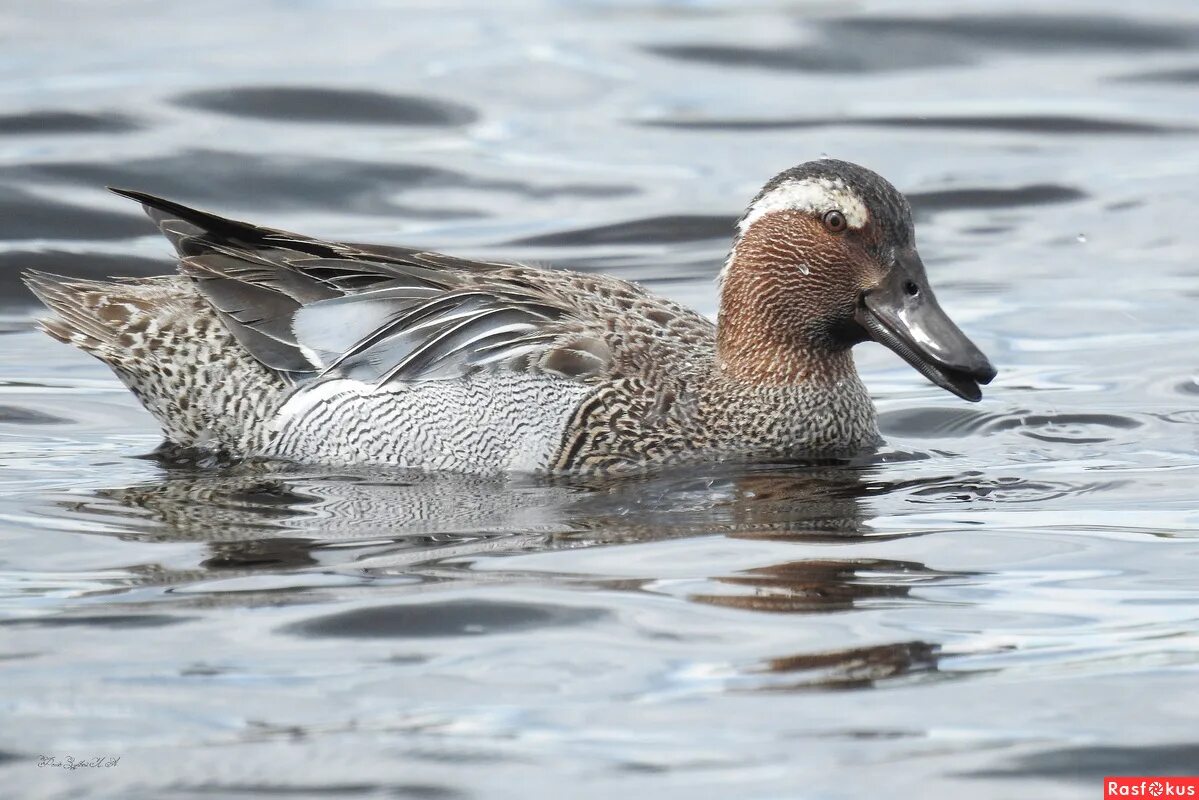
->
60;457;960;689
70;456;912;546
690;555;972;692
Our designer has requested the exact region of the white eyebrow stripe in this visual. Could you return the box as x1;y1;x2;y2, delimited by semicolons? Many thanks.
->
738;177;870;234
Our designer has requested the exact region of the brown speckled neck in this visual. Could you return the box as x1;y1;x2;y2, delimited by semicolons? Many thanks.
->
717;213;865;387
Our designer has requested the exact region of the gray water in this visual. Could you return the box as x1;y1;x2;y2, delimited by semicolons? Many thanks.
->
2;1;1199;798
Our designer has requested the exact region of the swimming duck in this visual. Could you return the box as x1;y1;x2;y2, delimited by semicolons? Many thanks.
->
24;159;995;474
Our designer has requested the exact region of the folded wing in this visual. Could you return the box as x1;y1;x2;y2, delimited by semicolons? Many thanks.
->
112;189;614;386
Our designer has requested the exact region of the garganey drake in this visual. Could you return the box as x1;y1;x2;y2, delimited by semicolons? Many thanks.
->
24;159;996;474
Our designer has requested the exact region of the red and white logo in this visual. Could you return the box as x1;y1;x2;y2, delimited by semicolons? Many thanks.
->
1105;777;1199;798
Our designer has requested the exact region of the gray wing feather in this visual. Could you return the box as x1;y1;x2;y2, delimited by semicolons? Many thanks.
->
296;291;569;384
113;190;616;387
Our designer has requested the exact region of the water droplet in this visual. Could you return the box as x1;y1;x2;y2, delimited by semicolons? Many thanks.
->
798;265;810;276
1076;233;1087;243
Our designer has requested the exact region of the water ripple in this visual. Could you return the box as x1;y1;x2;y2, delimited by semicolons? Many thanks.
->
0;613;186;629
0;405;69;425
174;86;478;126
509;215;732;246
751;640;943;692
834;14;1197;53
0;111;140;135
691;558;973;614
909;185;1088;215
962;744;1199;783
904;474;1117;505
643;115;1179;135
646;14;1195;76
282;600;607;639
881;407;1142;443
4;150;636;218
644;43;967;74
0;185;146;241
1113;66;1199;83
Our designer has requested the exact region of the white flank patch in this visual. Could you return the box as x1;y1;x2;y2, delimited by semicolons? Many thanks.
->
737;177;870;235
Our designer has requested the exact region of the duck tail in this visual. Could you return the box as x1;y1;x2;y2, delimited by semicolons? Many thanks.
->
22;268;284;455
22;270;144;358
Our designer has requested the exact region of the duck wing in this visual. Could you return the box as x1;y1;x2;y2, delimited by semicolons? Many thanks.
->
112;189;615;386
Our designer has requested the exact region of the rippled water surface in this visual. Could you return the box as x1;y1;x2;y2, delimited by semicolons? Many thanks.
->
3;1;1199;798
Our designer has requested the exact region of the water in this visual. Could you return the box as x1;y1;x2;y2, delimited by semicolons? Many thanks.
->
2;1;1199;798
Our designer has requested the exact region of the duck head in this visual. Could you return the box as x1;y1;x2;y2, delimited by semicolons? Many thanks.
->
717;159;996;401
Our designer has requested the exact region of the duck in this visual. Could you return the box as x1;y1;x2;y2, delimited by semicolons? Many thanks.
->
23;159;996;474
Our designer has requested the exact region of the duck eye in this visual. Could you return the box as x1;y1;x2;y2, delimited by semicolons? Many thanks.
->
822;210;847;232
904;280;920;297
